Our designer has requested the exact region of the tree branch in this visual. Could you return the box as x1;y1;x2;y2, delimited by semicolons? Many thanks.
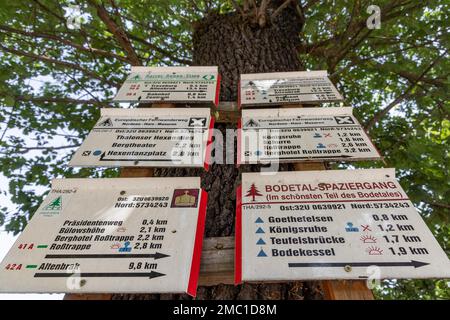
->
271;0;294;20
0;44;118;88
127;33;192;65
0;25;130;63
88;0;142;66
1;94;108;106
365;51;447;131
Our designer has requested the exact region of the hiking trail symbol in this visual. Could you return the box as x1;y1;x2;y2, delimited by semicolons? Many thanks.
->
257;248;268;257
97;118;113;127
44;196;62;211
256;238;266;245
245;183;263;201
244;119;259;127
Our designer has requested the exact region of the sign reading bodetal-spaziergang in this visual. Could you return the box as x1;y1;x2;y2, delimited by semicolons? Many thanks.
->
0;177;207;296
239;107;381;164
69;108;212;168
239;70;343;107
235;169;450;283
113;66;220;105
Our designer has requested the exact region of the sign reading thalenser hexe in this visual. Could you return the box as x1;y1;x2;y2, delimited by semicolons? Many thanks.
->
0;177;207;296
239;70;343;107
235;169;450;283
69;108;213;169
239;107;381;164
114;66;220;105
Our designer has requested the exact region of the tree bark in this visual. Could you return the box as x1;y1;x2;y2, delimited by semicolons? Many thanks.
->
112;6;324;300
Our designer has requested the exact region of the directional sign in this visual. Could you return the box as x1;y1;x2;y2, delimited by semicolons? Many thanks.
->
0;177;207;296
239;70;343;107
239;107;381;164
235;169;450;283
113;66;220;106
69;108;213;169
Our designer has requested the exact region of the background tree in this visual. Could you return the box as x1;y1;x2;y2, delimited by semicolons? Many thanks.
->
0;0;448;299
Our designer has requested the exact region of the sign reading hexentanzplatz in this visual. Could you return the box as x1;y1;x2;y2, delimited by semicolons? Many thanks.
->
235;169;450;283
0;177;207;296
69;108;213;168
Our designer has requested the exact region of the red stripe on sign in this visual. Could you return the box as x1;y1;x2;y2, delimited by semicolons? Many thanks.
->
234;185;242;284
187;190;208;297
236;118;242;167
214;74;221;107
237;78;241;109
203;117;215;171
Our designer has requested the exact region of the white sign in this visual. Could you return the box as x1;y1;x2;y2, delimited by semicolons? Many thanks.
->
0;177;207;296
236;169;450;283
239;107;381;164
114;66;220;105
239;70;343;107
69;108;213;169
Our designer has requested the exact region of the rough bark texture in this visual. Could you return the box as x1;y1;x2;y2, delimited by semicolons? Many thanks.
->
112;6;324;300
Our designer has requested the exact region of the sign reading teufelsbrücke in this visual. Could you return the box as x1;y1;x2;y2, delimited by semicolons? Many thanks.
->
239;107;381;164
69;108;213;169
235;169;450;283
0;177;207;296
114;66;220;105
239;70;343;107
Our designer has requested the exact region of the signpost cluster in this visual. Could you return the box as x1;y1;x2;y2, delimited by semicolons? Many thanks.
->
0;68;448;299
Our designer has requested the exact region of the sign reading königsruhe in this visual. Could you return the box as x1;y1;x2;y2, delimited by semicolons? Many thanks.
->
235;169;450;283
69;108;213;169
0;177;207;296
113;66;220;106
239;70;343;107
239;107;381;164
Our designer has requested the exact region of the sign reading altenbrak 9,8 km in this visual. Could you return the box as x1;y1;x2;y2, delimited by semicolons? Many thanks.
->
235;169;450;283
0;177;207;296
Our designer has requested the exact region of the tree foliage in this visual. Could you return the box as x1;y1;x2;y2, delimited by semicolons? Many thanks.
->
0;0;448;299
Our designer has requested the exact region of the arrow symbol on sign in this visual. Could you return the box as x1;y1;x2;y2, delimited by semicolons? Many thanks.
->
288;260;429;269
44;252;170;260
98;152;176;162
34;271;166;279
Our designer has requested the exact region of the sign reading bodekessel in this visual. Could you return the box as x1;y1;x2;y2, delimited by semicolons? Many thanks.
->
236;169;450;283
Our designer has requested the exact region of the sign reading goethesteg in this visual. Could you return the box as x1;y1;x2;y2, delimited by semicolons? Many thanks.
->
239;70;343;107
114;66;220;106
239;107;381;164
235;169;450;283
69;108;213;169
0;177;207;296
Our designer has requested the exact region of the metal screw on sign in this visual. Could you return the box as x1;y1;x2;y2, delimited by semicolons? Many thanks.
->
344;265;352;273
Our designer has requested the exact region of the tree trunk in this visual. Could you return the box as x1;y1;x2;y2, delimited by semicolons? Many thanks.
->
112;7;324;300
